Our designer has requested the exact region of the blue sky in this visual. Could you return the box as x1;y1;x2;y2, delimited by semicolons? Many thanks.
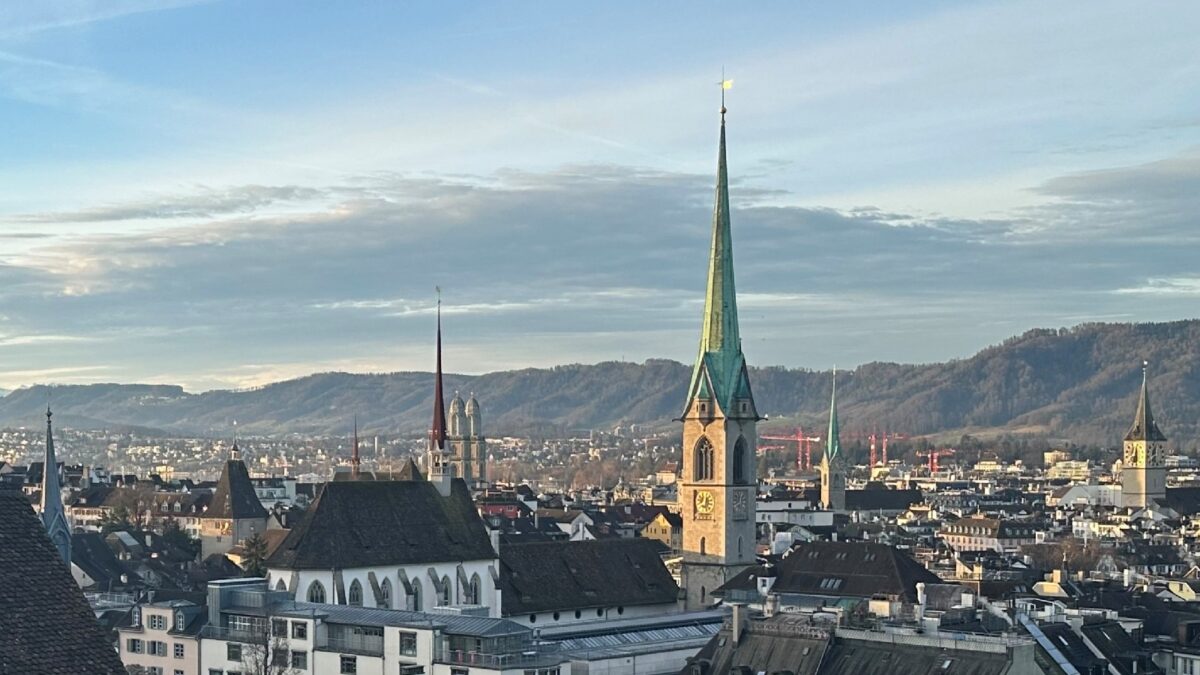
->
0;0;1198;391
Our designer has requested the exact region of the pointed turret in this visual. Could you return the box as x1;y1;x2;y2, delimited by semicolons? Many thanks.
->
683;104;755;417
427;295;453;496
820;371;846;512
430;300;448;452
1126;361;1167;442
41;406;71;565
825;373;841;463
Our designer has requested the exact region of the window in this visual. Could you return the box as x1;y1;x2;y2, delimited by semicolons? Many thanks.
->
380;578;392;609
227;643;242;662
399;631;418;657
451;669;468;675
340;655;358;674
209;670;223;675
127;638;144;654
307;580;326;604
291;651;308;670
733;437;748;484
272;619;287;636
400;667;426;675
272;648;288;667
693;437;714;481
275;578;287;592
292;621;308;640
148;668;164;675
468;573;481;605
175;670;185;675
149;614;167;630
174;643;185;659
348;579;363;606
440;576;451;606
524;669;561;675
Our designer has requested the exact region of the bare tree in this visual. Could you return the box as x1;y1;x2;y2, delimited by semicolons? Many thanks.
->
238;609;301;675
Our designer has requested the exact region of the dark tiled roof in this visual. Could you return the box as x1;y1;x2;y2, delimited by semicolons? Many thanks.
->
266;478;494;570
498;538;678;615
71;532;138;590
0;493;125;674
203;459;267;520
1078;620;1162;675
717;541;941;603
1037;623;1107;673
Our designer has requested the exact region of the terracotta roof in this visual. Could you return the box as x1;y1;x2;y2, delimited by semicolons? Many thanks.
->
498;538;678;615
0;492;125;674
266;478;494;570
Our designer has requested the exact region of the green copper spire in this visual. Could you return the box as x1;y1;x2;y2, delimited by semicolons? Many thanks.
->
826;370;841;461
685;105;753;415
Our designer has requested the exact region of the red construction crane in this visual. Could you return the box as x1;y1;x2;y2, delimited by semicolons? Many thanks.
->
760;427;822;473
916;448;956;474
880;431;907;466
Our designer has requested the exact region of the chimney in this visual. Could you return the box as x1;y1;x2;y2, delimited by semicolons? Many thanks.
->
732;604;744;646
917;582;928;619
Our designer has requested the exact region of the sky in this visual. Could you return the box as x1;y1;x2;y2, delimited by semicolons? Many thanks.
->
0;1;1198;392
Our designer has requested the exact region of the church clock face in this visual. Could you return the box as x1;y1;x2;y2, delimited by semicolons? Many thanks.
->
694;490;715;517
732;490;748;521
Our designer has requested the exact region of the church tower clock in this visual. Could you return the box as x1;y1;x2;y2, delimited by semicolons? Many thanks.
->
1121;361;1168;509
679;96;759;610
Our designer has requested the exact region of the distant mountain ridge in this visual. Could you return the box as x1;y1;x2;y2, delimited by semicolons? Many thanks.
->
4;320;1199;446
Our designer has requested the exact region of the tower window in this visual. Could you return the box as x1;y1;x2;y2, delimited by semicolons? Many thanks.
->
733;437;748;484
700;537;707;555
694;438;715;481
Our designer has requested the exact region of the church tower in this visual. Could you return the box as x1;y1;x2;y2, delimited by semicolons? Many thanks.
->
426;297;454;497
41;407;71;565
819;372;846;511
446;392;487;488
1122;361;1167;509
679;97;759;610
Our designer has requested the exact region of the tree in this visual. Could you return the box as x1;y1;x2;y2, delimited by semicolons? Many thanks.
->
161;518;200;559
242;533;270;578
99;504;135;534
238;607;301;675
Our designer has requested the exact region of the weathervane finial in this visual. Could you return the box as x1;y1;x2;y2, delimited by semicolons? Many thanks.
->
718;68;732;118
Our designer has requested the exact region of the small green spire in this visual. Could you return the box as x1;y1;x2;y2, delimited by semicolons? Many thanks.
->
826;370;841;461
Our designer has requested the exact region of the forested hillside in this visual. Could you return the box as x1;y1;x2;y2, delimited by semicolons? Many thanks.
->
2;321;1197;447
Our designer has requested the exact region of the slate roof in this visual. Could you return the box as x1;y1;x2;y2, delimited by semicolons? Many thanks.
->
0;492;126;674
265;478;494;569
1037;622;1107;674
498;538;678;615
1078;620;1162;675
72;532;138;590
717;541;941;603
203;459;268;520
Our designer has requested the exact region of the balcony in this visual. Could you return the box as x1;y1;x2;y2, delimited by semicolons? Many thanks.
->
439;646;562;669
320;634;384;657
201;625;268;644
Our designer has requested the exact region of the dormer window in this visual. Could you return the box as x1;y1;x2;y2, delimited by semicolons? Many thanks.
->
175;610;185;631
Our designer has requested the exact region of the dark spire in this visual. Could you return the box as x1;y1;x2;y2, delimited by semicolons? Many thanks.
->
40;406;71;565
1126;360;1167;442
430;292;447;451
351;415;361;478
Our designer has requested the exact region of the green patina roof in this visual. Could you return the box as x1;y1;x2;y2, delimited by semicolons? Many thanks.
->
685;112;753;414
825;373;841;461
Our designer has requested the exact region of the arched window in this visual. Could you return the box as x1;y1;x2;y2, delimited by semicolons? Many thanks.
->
700;537;707;556
738;536;744;557
733;437;748;484
693;437;714;481
275;578;287;592
468;573;482;605
440;576;452;606
700;586;707;603
348;580;363;606
380;578;392;609
411;579;423;612
307;581;326;604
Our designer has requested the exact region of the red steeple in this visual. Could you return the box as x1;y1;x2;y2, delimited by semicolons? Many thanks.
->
430;294;447;451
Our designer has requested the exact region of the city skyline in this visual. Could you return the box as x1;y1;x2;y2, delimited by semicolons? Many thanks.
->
1;1;1199;391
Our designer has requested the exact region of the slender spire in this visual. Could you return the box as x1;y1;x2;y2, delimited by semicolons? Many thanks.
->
351;415;361;478
430;290;447;451
41;406;71;565
1126;360;1167;442
685;86;751;414
826;369;841;461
